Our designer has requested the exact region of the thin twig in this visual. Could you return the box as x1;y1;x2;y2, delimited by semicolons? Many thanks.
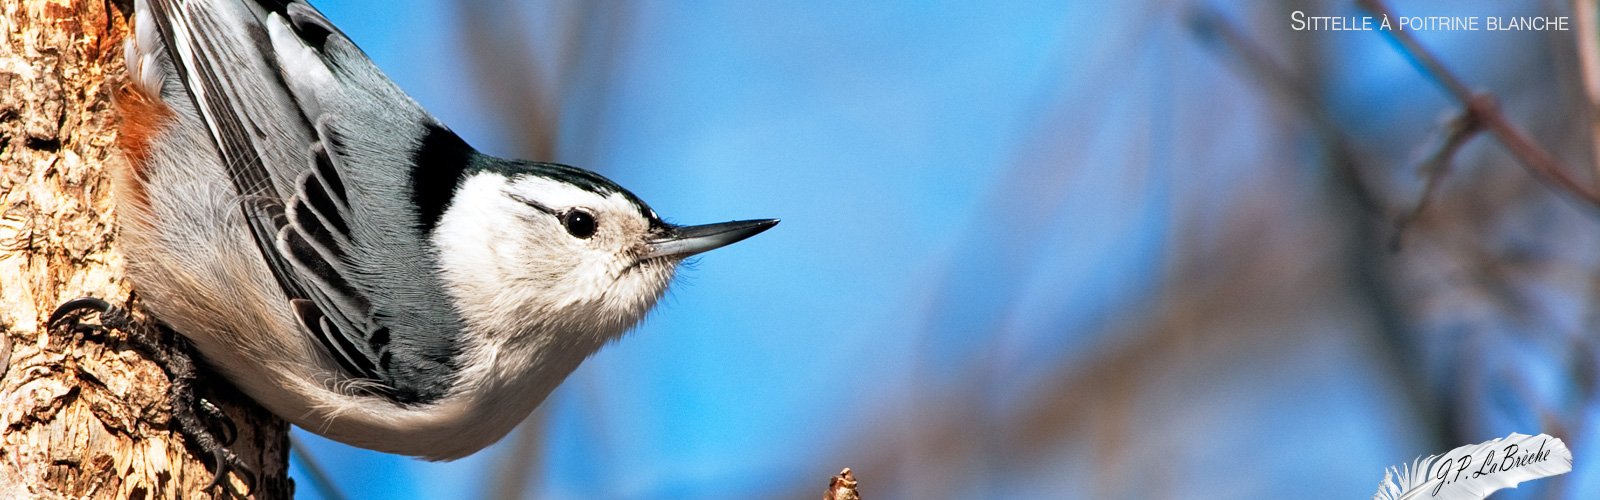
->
289;438;351;500
1356;0;1600;208
1186;6;1387;212
1390;111;1483;251
1502;368;1573;500
458;0;560;160
1572;0;1600;183
488;412;545;500
1188;4;1458;451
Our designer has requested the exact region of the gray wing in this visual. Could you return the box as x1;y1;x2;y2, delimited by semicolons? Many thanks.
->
147;0;467;404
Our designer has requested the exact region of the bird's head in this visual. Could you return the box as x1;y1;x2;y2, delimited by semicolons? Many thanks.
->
431;161;776;346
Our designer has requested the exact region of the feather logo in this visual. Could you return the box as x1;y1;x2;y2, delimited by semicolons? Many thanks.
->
1372;432;1572;500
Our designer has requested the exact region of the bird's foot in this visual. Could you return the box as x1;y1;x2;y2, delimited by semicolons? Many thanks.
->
49;297;256;495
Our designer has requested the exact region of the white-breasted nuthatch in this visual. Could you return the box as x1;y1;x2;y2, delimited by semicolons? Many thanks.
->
94;0;775;461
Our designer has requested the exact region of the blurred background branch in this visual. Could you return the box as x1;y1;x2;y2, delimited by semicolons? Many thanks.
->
297;1;1600;498
1359;0;1600;208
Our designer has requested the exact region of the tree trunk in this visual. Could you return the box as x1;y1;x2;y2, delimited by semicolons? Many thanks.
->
0;1;291;498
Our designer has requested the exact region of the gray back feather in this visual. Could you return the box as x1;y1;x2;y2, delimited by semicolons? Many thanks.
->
154;0;470;403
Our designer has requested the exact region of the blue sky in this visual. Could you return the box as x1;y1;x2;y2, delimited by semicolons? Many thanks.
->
286;1;1596;499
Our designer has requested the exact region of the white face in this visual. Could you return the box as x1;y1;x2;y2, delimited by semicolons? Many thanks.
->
431;171;680;346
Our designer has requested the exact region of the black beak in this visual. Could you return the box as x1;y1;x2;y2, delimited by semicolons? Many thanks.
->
643;219;779;259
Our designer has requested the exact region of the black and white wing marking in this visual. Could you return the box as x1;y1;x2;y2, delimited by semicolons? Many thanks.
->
145;0;312;302
148;0;452;404
278;120;395;390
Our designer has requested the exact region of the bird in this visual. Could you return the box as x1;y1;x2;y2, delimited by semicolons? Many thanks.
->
74;0;776;463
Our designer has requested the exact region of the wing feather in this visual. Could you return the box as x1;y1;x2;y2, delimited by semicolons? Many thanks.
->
148;0;457;402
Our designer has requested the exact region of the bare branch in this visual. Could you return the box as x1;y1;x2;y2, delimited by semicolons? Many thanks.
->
1357;0;1600;208
290;440;350;500
1391;111;1483;250
1186;6;1390;214
1188;3;1458;450
1570;0;1600;181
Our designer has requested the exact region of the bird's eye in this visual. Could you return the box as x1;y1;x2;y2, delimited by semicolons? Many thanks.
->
562;209;597;239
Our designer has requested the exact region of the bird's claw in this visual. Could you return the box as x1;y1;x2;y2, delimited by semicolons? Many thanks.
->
48;297;120;333
47;296;257;495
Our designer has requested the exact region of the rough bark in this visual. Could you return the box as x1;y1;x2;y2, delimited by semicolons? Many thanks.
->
822;469;861;500
0;1;291;498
